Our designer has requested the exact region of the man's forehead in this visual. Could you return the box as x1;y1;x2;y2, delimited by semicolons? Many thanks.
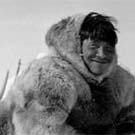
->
92;40;110;45
86;39;113;47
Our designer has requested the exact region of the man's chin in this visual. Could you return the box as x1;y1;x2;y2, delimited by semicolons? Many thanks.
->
90;71;104;76
89;63;109;76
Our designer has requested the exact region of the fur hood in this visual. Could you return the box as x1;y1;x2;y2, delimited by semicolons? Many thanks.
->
45;14;118;83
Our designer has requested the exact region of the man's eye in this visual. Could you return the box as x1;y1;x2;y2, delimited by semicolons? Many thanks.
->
105;47;114;53
105;47;114;54
90;44;99;49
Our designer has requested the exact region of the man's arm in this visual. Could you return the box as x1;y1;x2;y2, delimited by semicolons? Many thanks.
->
115;104;135;134
113;66;135;135
115;83;135;135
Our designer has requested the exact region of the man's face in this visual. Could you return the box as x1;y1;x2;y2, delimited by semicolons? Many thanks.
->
82;38;115;76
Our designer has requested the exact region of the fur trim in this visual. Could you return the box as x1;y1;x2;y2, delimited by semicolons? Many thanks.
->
45;14;118;83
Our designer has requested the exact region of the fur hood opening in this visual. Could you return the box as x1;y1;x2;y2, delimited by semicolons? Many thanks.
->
45;14;118;83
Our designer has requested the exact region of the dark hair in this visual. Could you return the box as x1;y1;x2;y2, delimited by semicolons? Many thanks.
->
79;12;118;47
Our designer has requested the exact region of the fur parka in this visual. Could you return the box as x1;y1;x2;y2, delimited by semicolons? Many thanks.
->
0;14;135;135
45;14;135;134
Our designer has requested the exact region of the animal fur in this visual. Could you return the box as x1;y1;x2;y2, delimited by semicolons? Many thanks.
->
1;13;135;135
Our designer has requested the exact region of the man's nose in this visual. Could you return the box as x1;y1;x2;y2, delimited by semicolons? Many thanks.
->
96;46;105;58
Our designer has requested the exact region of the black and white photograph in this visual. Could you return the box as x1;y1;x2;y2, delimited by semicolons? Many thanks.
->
0;0;135;135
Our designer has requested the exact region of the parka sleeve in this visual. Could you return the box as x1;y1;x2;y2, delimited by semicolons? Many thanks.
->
13;57;78;126
115;103;135;134
114;69;135;135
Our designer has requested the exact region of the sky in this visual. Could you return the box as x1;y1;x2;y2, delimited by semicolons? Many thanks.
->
0;0;135;88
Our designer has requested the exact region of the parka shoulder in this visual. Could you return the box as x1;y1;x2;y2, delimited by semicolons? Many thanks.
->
13;56;91;109
110;65;135;107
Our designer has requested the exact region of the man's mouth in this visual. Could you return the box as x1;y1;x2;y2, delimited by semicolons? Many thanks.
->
91;59;109;64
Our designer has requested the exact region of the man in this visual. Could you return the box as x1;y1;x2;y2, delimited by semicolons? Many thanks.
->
46;12;135;134
0;12;135;135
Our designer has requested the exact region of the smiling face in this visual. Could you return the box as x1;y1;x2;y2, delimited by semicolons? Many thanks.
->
82;38;115;76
